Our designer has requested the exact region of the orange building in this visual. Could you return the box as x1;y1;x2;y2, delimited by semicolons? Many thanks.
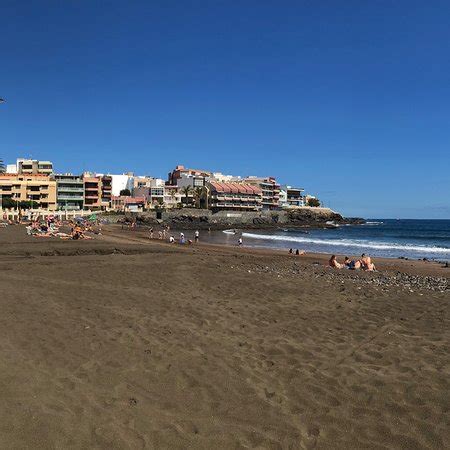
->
0;173;57;210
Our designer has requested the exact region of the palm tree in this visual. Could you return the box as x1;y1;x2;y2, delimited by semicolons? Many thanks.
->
168;189;177;208
0;159;5;173
181;186;192;206
193;187;204;209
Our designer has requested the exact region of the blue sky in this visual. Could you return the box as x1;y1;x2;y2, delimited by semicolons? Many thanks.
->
1;0;449;218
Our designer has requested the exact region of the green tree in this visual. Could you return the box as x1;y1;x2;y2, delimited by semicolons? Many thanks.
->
181;186;192;206
169;189;177;207
1;197;15;209
19;200;39;209
120;188;131;196
307;197;320;207
193;187;204;208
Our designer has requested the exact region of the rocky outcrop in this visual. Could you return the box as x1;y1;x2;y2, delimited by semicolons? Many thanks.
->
112;207;364;230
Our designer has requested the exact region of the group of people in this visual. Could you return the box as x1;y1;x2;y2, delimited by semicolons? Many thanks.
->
152;228;200;246
25;217;97;240
289;248;306;256
329;254;376;271
149;226;171;240
26;216;62;237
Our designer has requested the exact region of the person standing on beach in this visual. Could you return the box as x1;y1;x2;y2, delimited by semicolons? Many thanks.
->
149;227;153;239
194;230;199;243
238;237;243;246
180;232;185;244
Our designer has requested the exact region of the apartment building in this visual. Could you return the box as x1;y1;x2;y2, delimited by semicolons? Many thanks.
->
17;159;53;175
244;176;280;210
134;178;170;207
163;185;182;208
279;185;305;208
111;195;145;212
111;173;134;196
83;174;112;210
54;174;84;211
0;173;57;210
207;181;262;212
167;165;211;186
101;176;112;207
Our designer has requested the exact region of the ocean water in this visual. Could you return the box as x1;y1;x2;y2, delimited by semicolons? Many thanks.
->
206;220;450;261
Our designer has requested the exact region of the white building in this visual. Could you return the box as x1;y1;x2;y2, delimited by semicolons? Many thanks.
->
279;185;305;208
211;172;242;183
110;173;134;196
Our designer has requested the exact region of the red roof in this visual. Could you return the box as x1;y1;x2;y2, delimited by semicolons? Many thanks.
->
124;196;145;204
209;181;262;195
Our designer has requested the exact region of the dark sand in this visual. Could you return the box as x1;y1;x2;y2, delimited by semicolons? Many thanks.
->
0;224;448;449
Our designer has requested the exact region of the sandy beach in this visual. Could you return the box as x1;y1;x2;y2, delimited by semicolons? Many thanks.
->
0;224;448;449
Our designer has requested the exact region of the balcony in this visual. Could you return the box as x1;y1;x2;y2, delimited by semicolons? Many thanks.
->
56;178;83;184
58;195;84;201
58;186;84;192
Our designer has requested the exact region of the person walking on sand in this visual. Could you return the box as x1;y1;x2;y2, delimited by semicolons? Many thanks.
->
194;230;199;243
149;227;153;239
180;232;185;244
238;237;243;246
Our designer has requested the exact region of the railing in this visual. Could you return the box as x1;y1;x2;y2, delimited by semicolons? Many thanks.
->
57;186;84;192
56;179;83;184
57;195;84;201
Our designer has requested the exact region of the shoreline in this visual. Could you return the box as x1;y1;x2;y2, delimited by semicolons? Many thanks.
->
101;225;450;282
113;224;450;275
1;223;448;279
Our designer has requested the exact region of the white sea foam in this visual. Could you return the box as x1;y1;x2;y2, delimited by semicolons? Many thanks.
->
241;232;450;254
363;221;384;225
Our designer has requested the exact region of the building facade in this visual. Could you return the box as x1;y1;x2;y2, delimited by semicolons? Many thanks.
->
83;174;112;210
55;174;84;211
111;195;145;212
279;185;305;208
167;165;211;186
244;176;280;210
0;173;57;210
17;159;53;175
111;173;134;196
207;181;262;212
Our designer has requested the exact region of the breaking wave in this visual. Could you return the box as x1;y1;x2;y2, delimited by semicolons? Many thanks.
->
241;232;450;255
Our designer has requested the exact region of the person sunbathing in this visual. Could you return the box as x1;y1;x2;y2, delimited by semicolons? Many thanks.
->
344;257;361;270
361;254;376;271
329;255;344;269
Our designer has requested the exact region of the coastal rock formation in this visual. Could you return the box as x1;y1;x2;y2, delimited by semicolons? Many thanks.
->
114;207;364;230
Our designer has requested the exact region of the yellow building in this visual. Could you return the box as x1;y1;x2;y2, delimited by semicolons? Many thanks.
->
0;173;57;210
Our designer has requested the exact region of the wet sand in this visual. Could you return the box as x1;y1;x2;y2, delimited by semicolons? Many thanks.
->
0;224;448;449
